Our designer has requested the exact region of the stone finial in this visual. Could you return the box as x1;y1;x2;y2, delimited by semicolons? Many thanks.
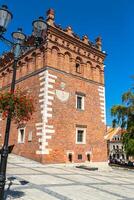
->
66;26;73;35
95;36;102;51
46;8;55;25
82;35;89;44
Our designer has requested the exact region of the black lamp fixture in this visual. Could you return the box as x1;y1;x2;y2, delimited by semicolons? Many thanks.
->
12;28;26;42
32;16;47;45
0;4;47;199
0;5;13;34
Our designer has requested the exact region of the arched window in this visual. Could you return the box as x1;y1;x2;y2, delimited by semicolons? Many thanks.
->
76;63;81;73
51;46;60;67
64;52;71;72
75;57;82;73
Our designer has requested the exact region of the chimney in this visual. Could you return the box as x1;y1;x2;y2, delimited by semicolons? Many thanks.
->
46;8;55;25
95;36;102;51
82;35;89;44
66;26;73;35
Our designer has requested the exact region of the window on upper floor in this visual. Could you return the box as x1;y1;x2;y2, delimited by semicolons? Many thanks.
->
76;93;85;110
76;63;81;73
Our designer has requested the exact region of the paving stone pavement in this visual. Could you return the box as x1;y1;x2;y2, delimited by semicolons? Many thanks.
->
4;154;134;200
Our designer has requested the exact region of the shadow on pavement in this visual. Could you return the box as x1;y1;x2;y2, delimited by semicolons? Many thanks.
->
4;177;25;200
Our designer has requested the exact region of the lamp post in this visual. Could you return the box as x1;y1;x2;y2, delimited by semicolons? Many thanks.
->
0;5;47;199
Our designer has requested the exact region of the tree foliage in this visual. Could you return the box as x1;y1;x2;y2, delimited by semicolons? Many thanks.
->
0;89;35;124
111;86;134;156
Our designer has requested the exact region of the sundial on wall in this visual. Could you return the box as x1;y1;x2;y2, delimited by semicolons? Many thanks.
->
55;82;70;102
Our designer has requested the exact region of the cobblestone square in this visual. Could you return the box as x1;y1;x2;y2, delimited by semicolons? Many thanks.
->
5;154;134;200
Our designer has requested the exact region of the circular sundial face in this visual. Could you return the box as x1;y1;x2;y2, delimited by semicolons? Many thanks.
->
56;90;70;102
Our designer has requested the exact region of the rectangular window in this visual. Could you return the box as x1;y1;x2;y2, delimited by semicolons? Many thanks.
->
18;128;25;143
78;154;82;160
76;128;86;144
76;95;84;110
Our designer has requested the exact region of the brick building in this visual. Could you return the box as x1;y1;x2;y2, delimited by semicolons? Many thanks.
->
0;9;107;164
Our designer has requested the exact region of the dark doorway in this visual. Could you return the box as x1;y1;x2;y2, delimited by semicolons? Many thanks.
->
68;153;72;162
87;154;90;161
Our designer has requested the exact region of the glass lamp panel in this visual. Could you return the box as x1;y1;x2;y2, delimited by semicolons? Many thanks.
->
33;18;47;31
12;31;26;41
32;17;47;38
0;5;12;31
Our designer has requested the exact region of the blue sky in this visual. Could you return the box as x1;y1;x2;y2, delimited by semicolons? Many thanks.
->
0;0;134;125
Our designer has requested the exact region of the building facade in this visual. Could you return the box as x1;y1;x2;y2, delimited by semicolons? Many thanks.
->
0;9;107;164
105;127;126;162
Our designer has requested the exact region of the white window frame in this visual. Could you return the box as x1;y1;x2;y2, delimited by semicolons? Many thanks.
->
76;95;85;110
76;128;86;144
18;127;25;144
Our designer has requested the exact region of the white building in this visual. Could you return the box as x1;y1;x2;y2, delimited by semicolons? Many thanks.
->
105;127;127;162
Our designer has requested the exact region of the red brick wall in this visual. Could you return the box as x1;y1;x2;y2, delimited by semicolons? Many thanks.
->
41;68;107;163
0;21;107;164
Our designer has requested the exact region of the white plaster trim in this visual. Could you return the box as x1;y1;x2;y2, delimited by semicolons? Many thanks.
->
98;86;106;124
99;93;104;97
39;99;45;103
48;96;54;100
100;102;105;106
40;88;45;92
48;73;57;79
98;88;104;92
39;71;45;76
39;76;45;80
48;78;56;83
46;129;55;133
36;127;43;130
48;84;53;89
47;113;52;118
47;107;52;112
47;101;52;105
100;106;105;110
46;135;52;139
100;97;104;101
40;81;45;86
99;86;104;89
48;90;55;95
45;125;53;129
36;123;43;127
36;70;57;155
36;149;49;155
37;132;43;136
39;93;45;97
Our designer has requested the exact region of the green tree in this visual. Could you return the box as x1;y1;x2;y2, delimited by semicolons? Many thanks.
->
111;88;134;157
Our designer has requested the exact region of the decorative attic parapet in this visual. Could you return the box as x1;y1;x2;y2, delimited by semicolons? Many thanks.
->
0;8;106;75
45;8;105;54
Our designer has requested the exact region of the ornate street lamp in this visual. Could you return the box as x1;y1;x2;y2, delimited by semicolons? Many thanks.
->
0;5;47;199
0;5;13;34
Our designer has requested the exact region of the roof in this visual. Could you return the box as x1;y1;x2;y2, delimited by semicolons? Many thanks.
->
104;127;125;141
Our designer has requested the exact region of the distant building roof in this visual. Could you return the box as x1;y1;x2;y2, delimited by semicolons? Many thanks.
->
104;127;126;141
